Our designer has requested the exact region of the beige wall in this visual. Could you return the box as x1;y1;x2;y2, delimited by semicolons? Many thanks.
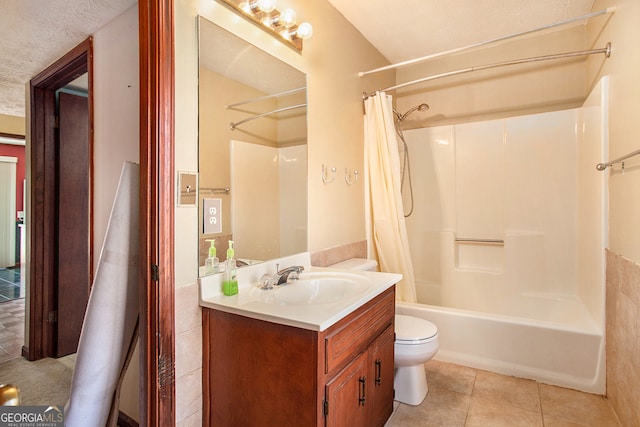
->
92;5;140;272
174;0;393;424
0;114;25;135
588;0;640;424
91;6;141;420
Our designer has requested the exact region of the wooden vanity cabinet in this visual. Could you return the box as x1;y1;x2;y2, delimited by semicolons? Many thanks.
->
202;286;395;427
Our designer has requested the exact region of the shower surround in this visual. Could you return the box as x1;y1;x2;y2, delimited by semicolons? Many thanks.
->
397;77;608;393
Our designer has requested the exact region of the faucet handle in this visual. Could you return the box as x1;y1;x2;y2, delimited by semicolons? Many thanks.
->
287;269;301;282
259;273;274;290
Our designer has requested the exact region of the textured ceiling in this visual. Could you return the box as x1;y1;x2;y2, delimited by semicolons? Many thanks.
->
0;0;135;117
327;0;595;65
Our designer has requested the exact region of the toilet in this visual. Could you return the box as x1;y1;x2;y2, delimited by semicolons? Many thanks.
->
327;258;440;406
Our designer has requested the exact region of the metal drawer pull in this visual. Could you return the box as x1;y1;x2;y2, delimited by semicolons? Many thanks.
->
375;359;382;386
359;377;366;406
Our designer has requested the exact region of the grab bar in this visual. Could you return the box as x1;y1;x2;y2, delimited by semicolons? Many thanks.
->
455;238;504;245
596;148;640;171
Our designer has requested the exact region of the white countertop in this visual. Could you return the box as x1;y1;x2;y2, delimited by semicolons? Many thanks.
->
198;252;401;331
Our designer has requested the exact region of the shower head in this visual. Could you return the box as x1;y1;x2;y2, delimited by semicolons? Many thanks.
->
394;103;430;122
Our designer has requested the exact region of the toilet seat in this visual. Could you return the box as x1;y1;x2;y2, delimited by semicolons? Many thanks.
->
395;315;438;345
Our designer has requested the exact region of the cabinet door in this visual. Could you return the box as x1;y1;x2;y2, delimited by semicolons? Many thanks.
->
325;352;369;427
368;325;395;427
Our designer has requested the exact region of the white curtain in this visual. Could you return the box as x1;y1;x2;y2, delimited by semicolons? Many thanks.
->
0;156;17;268
364;92;417;303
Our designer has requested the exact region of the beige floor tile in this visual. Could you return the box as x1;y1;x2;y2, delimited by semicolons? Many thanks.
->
392;386;471;427
384;408;442;427
386;361;624;427
539;384;619;427
543;415;599;427
425;359;476;395
473;369;541;412
466;395;543;427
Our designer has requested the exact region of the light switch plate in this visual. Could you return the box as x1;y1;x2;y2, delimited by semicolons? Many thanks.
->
178;171;197;206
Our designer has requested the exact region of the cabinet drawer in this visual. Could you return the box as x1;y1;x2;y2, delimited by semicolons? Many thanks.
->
325;289;394;375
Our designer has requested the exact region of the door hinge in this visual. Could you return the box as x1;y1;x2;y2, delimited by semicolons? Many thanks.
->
323;399;329;417
47;310;58;323
54;115;59;129
151;264;159;281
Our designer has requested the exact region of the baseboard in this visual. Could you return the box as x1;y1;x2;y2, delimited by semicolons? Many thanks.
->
21;346;28;359
118;411;138;427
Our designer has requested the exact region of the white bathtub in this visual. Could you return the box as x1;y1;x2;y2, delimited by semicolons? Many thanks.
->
396;289;605;394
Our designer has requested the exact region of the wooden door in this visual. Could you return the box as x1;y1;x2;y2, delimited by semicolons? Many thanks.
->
368;326;395;427
325;352;369;427
55;91;91;357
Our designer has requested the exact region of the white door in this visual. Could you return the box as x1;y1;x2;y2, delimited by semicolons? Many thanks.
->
0;156;17;268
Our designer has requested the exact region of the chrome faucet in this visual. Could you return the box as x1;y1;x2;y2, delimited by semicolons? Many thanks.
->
272;265;304;286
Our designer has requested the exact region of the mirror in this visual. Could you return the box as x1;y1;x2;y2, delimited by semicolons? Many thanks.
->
198;16;308;276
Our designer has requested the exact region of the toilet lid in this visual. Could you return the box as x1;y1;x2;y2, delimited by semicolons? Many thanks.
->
395;314;438;343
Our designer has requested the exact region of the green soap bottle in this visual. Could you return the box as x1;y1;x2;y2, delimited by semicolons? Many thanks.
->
204;239;219;274
223;240;238;296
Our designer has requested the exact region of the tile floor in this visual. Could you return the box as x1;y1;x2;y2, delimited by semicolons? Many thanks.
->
386;360;621;427
0;298;25;362
0;267;23;302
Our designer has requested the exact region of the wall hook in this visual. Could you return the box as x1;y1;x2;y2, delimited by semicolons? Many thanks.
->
322;164;336;183
345;168;359;185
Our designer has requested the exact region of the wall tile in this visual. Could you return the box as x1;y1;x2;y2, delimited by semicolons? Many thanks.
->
606;249;619;288
176;368;203;423
176;409;202;427
175;325;203;378
310;240;367;267
619;255;640;305
175;282;202;334
606;251;640;427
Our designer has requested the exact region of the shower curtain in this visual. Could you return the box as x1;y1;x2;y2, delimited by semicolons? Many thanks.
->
364;92;417;302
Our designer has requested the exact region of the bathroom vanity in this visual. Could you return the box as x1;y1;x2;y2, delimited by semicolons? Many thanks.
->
202;287;394;426
199;255;399;427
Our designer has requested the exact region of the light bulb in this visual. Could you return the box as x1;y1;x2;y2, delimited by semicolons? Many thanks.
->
238;1;252;13
295;22;313;40
280;8;297;28
257;0;276;13
279;28;292;40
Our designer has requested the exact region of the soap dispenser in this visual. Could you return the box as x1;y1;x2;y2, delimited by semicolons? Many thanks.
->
205;239;219;275
223;240;238;296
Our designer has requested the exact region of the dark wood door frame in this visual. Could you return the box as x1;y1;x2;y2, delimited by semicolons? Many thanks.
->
28;37;94;361
139;0;176;424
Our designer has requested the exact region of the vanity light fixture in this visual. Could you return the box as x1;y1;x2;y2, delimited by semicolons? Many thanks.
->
217;0;313;52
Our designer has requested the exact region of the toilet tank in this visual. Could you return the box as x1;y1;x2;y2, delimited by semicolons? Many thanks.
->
327;258;378;271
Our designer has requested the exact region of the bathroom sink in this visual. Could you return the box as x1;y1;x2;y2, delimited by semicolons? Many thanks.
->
272;272;371;305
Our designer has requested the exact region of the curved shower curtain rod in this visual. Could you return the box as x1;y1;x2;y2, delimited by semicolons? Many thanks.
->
363;43;612;100
229;103;307;130
359;7;615;77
